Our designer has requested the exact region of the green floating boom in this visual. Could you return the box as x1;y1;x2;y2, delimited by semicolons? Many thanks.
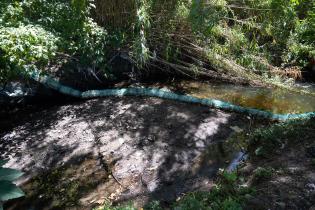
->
29;72;315;121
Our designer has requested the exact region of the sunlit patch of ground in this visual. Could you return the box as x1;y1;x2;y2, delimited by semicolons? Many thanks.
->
1;97;264;209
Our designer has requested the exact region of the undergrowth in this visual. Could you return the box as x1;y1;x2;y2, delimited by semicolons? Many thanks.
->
0;0;109;83
248;118;315;157
1;0;315;85
96;171;253;210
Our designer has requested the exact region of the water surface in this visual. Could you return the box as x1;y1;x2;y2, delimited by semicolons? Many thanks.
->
169;81;315;114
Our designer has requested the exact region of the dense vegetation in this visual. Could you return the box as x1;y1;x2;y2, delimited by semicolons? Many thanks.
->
0;0;314;85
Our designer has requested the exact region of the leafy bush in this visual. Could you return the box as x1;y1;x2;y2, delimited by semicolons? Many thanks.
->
0;0;110;83
70;18;109;72
0;159;25;210
248;119;315;157
286;1;315;66
249;124;286;157
0;24;59;82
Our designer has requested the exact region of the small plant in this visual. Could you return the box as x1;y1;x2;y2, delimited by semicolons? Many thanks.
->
253;167;274;181
173;170;252;210
173;193;209;210
0;159;25;210
249;123;291;157
144;200;163;210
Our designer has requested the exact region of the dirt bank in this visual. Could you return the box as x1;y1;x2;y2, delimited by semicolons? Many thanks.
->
1;96;262;209
241;119;315;210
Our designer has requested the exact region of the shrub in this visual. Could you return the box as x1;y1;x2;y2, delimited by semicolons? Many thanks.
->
0;0;110;83
0;24;59;82
286;1;315;66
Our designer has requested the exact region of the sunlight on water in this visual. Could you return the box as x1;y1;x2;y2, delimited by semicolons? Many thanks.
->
174;81;315;114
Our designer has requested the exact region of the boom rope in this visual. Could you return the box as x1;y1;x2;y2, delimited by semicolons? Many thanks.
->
30;71;315;121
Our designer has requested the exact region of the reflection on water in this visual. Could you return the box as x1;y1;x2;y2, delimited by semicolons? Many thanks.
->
173;81;315;114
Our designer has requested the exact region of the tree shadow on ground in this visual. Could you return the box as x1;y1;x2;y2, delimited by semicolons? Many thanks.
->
1;96;262;209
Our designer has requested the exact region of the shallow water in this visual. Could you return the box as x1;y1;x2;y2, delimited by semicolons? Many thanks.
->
172;81;315;114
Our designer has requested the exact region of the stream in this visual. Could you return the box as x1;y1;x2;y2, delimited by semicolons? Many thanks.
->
161;81;315;114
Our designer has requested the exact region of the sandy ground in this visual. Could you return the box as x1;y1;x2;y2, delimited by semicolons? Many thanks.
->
1;96;257;209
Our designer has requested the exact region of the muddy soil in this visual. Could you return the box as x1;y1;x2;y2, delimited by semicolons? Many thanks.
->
0;96;263;209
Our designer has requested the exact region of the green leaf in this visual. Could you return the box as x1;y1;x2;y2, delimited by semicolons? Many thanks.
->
0;168;23;181
0;181;25;201
0;203;3;210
